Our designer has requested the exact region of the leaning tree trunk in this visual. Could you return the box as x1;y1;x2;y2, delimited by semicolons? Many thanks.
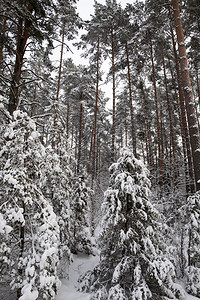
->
172;0;200;191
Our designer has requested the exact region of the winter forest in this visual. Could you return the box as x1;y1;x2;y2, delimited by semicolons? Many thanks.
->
0;0;200;299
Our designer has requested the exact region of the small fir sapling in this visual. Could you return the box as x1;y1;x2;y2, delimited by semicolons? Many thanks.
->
79;149;185;300
179;191;200;297
0;111;60;299
42;146;73;276
71;171;94;255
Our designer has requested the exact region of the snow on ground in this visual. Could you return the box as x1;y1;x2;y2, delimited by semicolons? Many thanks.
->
56;254;200;300
185;294;200;300
56;253;99;300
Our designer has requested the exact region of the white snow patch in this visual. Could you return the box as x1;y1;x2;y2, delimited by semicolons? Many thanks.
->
55;255;200;300
185;293;200;300
56;254;99;300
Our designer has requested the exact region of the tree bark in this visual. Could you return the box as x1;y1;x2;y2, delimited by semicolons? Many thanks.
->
77;101;83;175
169;12;195;193
162;51;176;164
172;0;200;191
111;30;116;161
125;42;136;156
92;38;100;181
124;118;128;147
149;34;163;183
52;21;65;148
66;102;69;143
8;2;33;115
0;16;7;66
196;68;200;112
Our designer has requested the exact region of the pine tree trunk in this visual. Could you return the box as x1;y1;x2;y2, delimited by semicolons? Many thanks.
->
196;68;200;111
125;42;136;156
92;38;100;181
17;216;25;299
8;3;33;115
149;34;163;183
52;21;65;148
88;129;93;173
77;101;83;175
66;102;69;143
140;83;151;166
125;118;128;147
169;15;195;194
168;57;181;122
111;31;116;161
0;16;7;65
162;51;176;173
172;0;200;191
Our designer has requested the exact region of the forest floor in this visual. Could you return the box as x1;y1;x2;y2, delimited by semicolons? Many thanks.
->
56;253;99;300
56;253;200;300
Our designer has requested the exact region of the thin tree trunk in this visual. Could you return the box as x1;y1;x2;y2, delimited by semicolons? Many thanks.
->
125;42;136;156
66;102;69;143
92;38;100;181
172;0;200;191
75;127;78;161
140;83;151;166
0;16;7;66
111;31;116;161
52;21;65;148
168;57;182;122
149;34;163;183
77;101;83;175
196;69;200;112
125;118;128;147
17;212;25;299
120;128;123;148
71;125;74;149
159;104;164;178
88;129;94;173
162;51;176;163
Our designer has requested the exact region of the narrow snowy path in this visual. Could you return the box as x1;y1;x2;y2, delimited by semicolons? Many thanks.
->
56;254;200;300
56;254;99;300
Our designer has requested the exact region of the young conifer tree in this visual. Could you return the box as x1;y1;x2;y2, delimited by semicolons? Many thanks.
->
79;149;184;300
180;191;200;297
42;145;73;277
71;171;94;255
0;111;60;299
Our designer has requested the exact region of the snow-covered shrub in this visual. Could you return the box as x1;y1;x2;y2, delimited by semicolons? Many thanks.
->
79;149;185;300
185;266;200;297
0;111;60;299
71;171;95;255
42;145;73;277
179;191;200;297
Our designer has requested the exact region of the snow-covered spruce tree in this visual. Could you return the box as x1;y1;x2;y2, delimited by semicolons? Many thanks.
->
0;111;60;299
71;170;95;255
42;145;73;277
179;191;200;297
79;149;184;300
